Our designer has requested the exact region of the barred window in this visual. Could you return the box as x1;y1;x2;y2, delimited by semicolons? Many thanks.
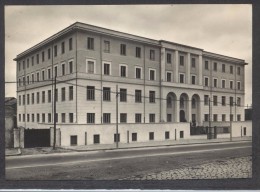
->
120;89;127;102
149;114;155;123
103;113;111;123
135;113;142;123
149;91;155;103
120;113;127;123
87;113;95;124
213;96;218;106
103;87;111;101
135;90;142;103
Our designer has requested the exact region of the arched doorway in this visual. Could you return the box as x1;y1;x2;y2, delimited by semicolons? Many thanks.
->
179;93;189;122
166;92;177;122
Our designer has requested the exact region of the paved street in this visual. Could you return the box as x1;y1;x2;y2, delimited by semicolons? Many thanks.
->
6;141;251;180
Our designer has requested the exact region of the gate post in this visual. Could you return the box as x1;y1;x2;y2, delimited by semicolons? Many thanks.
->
50;127;61;147
19;127;25;148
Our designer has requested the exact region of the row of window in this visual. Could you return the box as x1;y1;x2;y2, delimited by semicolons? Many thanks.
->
18;38;73;71
70;130;184;146
18;60;74;87
203;76;241;90
18;86;74;105
203;95;241;106
18;113;156;124
204;114;241;122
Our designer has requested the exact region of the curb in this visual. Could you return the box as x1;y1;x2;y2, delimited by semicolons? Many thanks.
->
5;148;22;157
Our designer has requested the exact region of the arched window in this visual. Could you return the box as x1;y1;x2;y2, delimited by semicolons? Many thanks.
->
180;97;184;108
192;98;196;108
167;97;172;108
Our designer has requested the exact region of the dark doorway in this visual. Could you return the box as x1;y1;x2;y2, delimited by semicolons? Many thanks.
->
180;110;186;122
24;129;50;148
243;127;247;136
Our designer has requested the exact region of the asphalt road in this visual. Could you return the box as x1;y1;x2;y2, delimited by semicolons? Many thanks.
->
5;141;251;180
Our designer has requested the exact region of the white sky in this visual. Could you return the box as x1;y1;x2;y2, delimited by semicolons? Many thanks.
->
5;4;252;106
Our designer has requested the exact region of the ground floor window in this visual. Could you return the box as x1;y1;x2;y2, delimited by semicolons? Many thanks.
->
132;133;137;141
94;134;100;144
167;114;172;122
149;132;154;140
70;135;77;146
114;133;120;142
165;131;170;139
243;127;247;136
180;131;184;138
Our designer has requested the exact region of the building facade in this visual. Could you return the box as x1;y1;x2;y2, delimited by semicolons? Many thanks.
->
15;22;247;147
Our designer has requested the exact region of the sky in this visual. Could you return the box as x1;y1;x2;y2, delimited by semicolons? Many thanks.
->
5;4;252;106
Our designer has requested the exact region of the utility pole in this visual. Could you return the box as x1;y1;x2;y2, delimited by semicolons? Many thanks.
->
208;97;211;139
116;85;119;148
53;75;57;149
230;101;232;142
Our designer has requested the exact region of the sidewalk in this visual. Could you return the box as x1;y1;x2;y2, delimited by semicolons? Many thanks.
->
5;136;251;156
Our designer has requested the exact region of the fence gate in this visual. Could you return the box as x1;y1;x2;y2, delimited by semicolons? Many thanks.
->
24;129;50;148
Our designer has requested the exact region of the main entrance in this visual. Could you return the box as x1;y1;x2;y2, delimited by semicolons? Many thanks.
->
24;129;50;148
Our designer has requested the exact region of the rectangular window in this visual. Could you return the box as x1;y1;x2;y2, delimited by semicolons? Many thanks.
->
104;40;110;53
36;92;40;104
31;93;34;104
37;114;40;122
18;95;21;105
42;113;45;123
120;88;127;102
213;78;218;87
32;114;34;122
103;63;110;75
61;41;65;54
18;62;21;71
204;114;209;122
167;114;172;122
42;91;45;103
69;113;73;123
87;113;95;124
70;136;77;146
180;131;184;138
222;79;226;88
222;114;226;121
42;51;45;62
42;70;45;81
166;72;172;82
230;114;234;121
62;113;66;123
165;131;170;139
230;65;233;74
22;95;25;105
69;38;73;51
149;69;155;80
69;86;73;100
213;114;218;122
61;87;65;101
205;61;209;70
48;48;51;59
48;113;51;123
54;45;57;57
222;64;225;72
55;89;58;102
87;60;95;74
167;53;172;63
120;44;126;55
93;135;100;144
120;65;127;77
87;86;95;100
87;37;94;50
27;76;30;85
120;113;127;123
213;96;218;106
103;113;111;123
31;74;34;84
237;97;241;106
135;67;141;79
27;59;29;68
135;113;142;123
135;90;142;103
36;72;40;82
27;94;30;105
114;134;120;143
62;63;65;76
213;62;217;71
237;114;241;121
27;114;30;122
103;87;111;101
55;113;58;123
136;47;141;58
48;90;51;103
54;66;58;77
149;114;155;123
230;97;234;106
150;49;155;60
36;54;39;64
191;75;196;85
149;91;155;103
237;67;241;75
46;69;50;80
179;55;184;66
237;82;241;90
180;74;185;83
230;81;233;89
204;77;209;86
132;133;137;141
222;96;226;106
69;61;73;74
23;114;25;122
149;132;154;140
22;61;25;69
191;58;196;68
31;56;34;66
18;78;21;86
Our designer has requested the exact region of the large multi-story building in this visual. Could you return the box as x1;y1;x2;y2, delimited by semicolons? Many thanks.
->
14;22;247;147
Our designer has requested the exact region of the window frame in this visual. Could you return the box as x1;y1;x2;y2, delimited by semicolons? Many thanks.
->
119;64;128;77
149;68;156;81
103;61;111;76
86;59;96;74
135;66;142;79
